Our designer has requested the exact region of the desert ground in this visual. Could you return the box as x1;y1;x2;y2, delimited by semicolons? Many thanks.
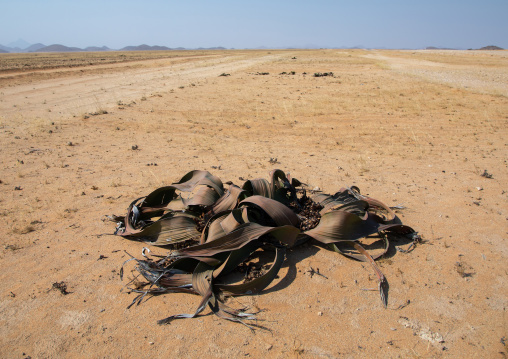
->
0;49;507;358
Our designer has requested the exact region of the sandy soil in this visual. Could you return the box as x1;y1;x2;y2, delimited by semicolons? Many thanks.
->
0;49;507;358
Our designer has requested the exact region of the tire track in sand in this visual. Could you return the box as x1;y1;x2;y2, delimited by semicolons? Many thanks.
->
363;51;508;97
0;53;285;121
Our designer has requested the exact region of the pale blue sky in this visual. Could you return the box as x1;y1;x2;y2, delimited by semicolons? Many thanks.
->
1;0;507;49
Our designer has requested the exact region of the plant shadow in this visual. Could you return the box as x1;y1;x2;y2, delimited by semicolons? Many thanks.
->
264;242;320;294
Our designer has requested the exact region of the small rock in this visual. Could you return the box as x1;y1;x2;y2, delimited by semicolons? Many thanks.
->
131;145;139;150
317;311;323;316
266;344;273;351
476;187;483;191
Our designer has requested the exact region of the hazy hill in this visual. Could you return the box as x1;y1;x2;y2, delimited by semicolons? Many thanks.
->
196;46;227;50
119;44;172;51
0;42;46;52
426;46;459;50
25;43;47;52
8;38;31;49
0;48;9;53
84;46;111;51
479;45;503;50
35;44;84;52
0;45;25;52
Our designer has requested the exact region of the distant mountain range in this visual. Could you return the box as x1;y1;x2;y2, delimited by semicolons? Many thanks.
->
0;42;228;53
0;40;504;53
426;45;504;51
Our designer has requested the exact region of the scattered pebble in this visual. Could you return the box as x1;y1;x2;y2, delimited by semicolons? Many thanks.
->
317;311;323;316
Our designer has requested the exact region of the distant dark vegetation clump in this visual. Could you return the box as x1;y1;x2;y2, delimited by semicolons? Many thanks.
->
314;72;334;77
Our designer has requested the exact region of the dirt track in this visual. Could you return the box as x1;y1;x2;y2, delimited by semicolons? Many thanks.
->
0;52;282;118
364;50;508;96
0;49;507;358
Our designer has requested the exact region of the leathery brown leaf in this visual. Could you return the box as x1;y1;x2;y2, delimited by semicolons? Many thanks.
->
113;169;420;327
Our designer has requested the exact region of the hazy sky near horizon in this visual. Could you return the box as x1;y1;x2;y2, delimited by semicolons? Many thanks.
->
1;0;507;49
